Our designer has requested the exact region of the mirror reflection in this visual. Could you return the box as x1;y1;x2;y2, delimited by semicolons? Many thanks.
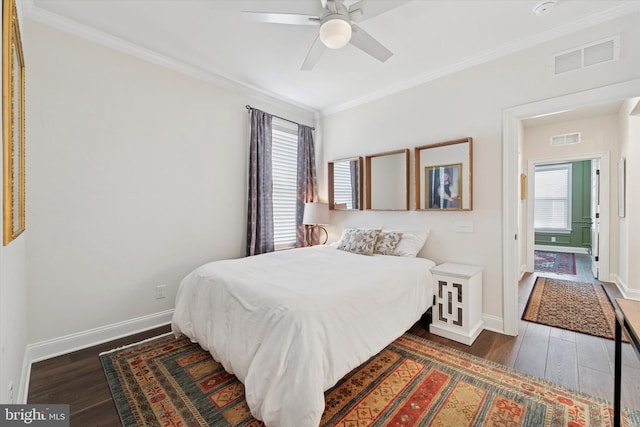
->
328;157;363;210
414;138;473;211
365;149;409;211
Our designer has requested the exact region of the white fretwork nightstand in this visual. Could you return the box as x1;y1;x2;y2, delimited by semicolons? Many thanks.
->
429;262;484;345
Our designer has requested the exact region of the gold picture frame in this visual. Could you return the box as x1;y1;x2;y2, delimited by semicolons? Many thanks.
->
425;163;463;210
2;0;25;245
618;158;625;218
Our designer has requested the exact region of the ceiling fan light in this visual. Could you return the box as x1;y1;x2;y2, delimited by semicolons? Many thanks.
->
319;16;352;49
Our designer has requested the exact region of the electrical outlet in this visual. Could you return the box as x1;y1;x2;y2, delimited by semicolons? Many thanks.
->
155;285;166;299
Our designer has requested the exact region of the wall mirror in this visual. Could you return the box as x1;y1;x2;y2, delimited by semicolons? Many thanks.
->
414;138;473;211
328;157;363;210
365;149;409;211
3;0;26;245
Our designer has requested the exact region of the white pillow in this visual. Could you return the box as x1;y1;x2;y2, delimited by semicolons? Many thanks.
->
384;229;430;257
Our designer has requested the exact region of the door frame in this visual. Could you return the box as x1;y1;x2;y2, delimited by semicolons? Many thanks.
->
501;78;640;336
525;154;609;277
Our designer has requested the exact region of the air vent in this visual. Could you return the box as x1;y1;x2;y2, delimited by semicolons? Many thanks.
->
551;132;581;146
553;36;619;75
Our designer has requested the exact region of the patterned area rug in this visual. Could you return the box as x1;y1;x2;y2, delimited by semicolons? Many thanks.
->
101;332;640;426
522;277;625;341
534;250;577;275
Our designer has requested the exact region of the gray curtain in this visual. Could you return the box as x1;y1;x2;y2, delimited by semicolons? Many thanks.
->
296;125;318;247
246;108;274;256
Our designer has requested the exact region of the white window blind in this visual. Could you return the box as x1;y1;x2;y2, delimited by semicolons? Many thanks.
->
271;118;298;249
332;161;353;209
534;164;572;231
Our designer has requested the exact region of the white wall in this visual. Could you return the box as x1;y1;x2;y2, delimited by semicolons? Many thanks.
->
23;20;316;345
322;13;640;330
0;239;27;404
618;98;640;298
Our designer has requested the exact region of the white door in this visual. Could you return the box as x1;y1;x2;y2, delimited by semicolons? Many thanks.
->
590;159;600;279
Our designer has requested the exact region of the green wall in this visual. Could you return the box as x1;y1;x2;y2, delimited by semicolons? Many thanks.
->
535;160;592;249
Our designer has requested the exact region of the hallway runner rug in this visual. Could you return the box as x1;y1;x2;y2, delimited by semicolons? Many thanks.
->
522;277;626;341
534;250;577;275
100;332;640;426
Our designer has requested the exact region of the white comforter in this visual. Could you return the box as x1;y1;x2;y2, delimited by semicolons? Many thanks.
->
171;245;435;427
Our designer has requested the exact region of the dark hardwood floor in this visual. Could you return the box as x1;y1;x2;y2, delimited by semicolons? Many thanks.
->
28;325;172;426
28;253;640;425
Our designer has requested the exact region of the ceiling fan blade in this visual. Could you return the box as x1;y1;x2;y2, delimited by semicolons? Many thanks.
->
320;0;328;9
349;24;393;63
348;1;364;21
301;36;327;71
241;12;320;26
350;0;411;22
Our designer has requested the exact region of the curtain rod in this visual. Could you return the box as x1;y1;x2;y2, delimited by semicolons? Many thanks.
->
245;105;315;131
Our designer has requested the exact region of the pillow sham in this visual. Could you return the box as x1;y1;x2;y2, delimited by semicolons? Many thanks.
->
373;231;403;255
336;228;381;256
384;229;430;257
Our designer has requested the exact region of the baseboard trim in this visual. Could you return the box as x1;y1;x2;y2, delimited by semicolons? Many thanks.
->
534;245;590;254
482;314;505;335
18;309;174;404
611;274;640;301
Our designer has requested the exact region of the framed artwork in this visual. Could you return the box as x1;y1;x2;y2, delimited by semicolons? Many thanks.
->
618;158;625;218
520;173;527;200
425;163;462;210
414;137;472;211
2;0;26;245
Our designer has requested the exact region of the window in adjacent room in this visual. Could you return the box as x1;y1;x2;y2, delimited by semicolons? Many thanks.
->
534;163;572;232
271;117;298;249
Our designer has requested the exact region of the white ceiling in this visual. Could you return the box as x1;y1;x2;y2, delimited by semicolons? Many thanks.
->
522;100;624;127
25;0;640;115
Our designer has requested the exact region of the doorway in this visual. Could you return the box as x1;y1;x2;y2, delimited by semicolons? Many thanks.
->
525;155;606;281
501;78;640;336
526;156;603;284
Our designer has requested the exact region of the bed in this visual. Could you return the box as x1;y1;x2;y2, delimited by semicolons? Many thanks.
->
171;235;434;427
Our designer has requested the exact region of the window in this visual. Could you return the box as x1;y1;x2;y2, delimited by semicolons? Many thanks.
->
534;164;572;232
271;118;298;249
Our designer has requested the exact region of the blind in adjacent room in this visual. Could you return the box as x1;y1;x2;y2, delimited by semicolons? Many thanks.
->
271;117;298;249
534;164;572;231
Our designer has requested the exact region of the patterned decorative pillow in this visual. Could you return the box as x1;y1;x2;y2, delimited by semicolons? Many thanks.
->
373;231;403;255
336;228;381;256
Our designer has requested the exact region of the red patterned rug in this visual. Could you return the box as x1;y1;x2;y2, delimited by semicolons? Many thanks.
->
534;250;577;275
100;332;640;426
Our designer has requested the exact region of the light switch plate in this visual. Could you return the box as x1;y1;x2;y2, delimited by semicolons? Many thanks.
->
454;221;474;233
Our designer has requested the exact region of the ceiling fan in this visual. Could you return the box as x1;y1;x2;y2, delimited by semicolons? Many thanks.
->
242;0;393;70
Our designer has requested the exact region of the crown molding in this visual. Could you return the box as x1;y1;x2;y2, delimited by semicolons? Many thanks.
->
24;4;320;118
23;1;639;118
322;1;640;116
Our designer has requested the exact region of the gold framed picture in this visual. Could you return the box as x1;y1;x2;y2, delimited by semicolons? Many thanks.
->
2;0;25;245
425;163;463;210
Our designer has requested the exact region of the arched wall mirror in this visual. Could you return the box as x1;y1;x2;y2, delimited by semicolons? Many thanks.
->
365;149;410;211
414;138;473;211
328;157;363;210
